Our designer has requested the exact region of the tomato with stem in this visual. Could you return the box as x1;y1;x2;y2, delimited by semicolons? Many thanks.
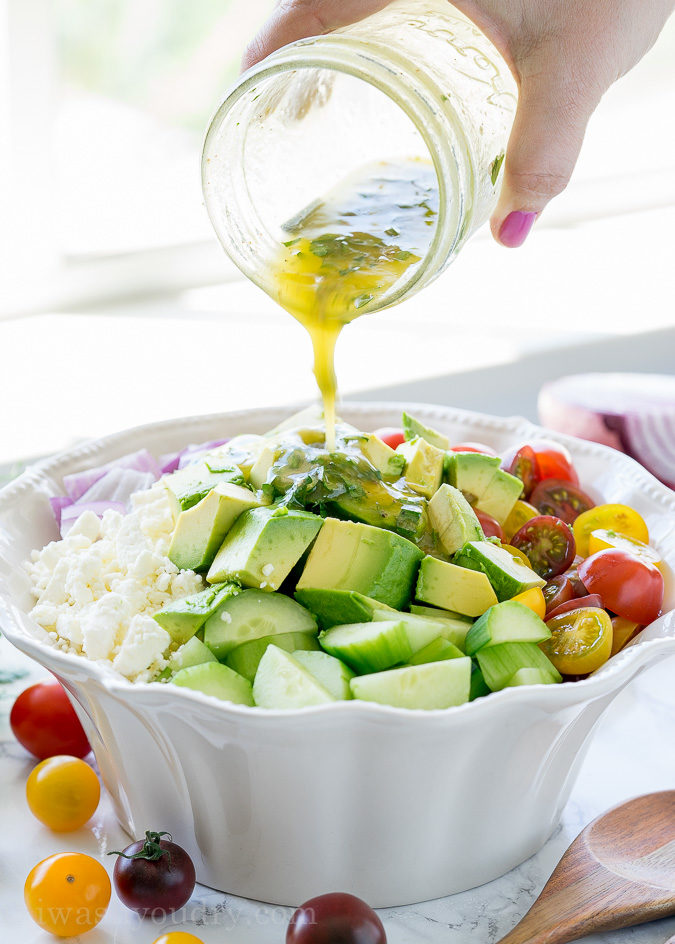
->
110;831;196;917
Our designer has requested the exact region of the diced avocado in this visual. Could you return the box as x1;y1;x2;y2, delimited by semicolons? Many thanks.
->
249;445;277;490
371;609;464;653
319;620;412;673
407;637;465;665
163;461;245;513
396;437;444;498
203;589;318;659
296;518;423;610
416;555;498;617
207;506;323;589
402;412;449;450
253;645;336;708
167;636;218;674
225;631;320;681
409;604;472;624
294;588;394;629
454;540;545;601
153;582;239;645
505;667;560;687
428;483;485;554
476;642;562;691
359;433;406;480
464;600;551;656
293;650;355;700
350;658;471;710
205;434;266;480
332;491;426;540
171;662;254;705
444;452;501;504
475;469;523;525
470;662;491;700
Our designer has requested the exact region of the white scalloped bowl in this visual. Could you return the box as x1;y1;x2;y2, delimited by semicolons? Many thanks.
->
1;404;674;908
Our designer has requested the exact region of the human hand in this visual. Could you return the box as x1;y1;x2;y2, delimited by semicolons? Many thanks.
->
243;0;675;247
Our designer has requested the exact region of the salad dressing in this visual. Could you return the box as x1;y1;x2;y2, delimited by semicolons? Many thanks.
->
273;159;439;449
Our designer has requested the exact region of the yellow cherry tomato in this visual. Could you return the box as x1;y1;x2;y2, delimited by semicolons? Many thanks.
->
501;543;532;567
588;528;661;567
26;755;100;831
153;935;205;944
610;616;641;656
503;500;539;542
573;504;649;557
25;852;110;937
540;607;613;675
511;587;547;619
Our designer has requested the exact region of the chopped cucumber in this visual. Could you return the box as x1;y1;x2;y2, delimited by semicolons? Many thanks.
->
293;650;354;700
203;590;317;659
171;662;254;705
505;667;560;688
464;601;551;656
476;642;562;692
319;620;412;673
350;658;471;710
372;609;462;654
470;662;490;700
154;582;239;645
168;637;218;674
294;588;394;629
225;631;320;681
253;645;336;708
408;637;465;665
409;604;472;624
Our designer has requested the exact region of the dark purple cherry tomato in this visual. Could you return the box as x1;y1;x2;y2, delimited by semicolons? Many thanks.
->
542;575;576;615
511;515;576;580
287;892;386;944
530;479;595;525
110;831;195;917
507;445;539;499
475;509;504;541
546;593;604;621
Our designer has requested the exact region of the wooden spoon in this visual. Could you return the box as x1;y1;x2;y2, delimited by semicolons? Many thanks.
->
497;792;675;944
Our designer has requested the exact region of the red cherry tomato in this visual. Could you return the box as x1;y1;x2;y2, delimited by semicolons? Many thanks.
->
510;515;576;580
10;682;90;760
529;439;579;487
450;442;496;455
373;428;405;450
507;445;539;499
578;550;664;625
287;892;386;944
475;510;504;541
111;832;196;917
542;575;576;615
530;479;595;525
546;594;604;621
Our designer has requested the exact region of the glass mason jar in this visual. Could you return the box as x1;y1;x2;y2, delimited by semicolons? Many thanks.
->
202;0;517;313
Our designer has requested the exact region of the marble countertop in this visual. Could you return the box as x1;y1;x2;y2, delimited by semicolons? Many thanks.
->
1;635;674;944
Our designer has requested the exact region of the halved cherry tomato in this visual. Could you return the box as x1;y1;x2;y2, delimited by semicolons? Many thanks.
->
578;550;664;625
610;617;641;656
511;587;546;619
475;509;504;541
573;504;649;557
529;439;579;487
450;442;496;455
543;575;576;614
153;935;205;944
546;594;604;621
587;528;659;566
541;607;613;675
26;755;100;832
25;853;110;937
373;427;405;450
501;543;532;567
503;500;539;542
511;515;576;580
10;682;90;760
507;445;539;498
530;479;595;525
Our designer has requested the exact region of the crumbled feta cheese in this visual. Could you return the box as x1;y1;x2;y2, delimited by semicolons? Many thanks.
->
261;563;274;576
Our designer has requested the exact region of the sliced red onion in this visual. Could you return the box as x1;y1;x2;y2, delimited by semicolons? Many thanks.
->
78;468;157;505
49;495;74;527
60;501;127;537
177;439;229;470
159;452;182;474
538;373;675;489
62;449;161;501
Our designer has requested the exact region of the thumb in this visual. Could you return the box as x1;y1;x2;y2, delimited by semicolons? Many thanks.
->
491;67;602;248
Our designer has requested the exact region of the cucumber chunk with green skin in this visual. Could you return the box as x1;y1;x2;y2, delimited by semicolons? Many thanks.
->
371;610;462;654
294;588;394;630
225;632;320;681
506;667;560;687
203;590;317;659
350;658;471;710
253;645;336;708
402;412;449;450
293;650;355;700
476;642;562;692
470;662;491;700
464;601;551;656
154;582;239;645
319;621;412;673
408;637;465;665
171;662;254;705
168;637;218;674
454;540;545;601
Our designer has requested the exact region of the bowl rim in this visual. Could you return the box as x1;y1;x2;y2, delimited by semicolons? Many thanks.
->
1;400;674;724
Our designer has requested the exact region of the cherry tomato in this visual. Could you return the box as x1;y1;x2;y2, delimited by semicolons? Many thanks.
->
111;831;196;917
503;500;538;542
566;559;589;597
511;515;576;580
530;479;595;525
287;892;386;944
511;587;547;618
588;529;661;566
501;543;532;567
153;935;204;944
507;445;539;498
373;427;405;450
573;504;649;557
26;755;100;831
541;607;613;676
578;550;664;625
475;509;504;541
529;439;579;487
450;442;496;455
546;594;604;621
542;575;576;615
610;617;641;656
10;682;90;760
25;852;110;937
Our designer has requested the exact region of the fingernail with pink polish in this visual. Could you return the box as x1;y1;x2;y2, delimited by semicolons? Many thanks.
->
499;211;537;248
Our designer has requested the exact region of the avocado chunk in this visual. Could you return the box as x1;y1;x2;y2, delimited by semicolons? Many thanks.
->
171;662;254;705
167;636;218;675
204;434;267;480
296;518;423;610
474;469;523;525
163;460;246;512
169;483;263;572
153;581;239;645
359;433;406;480
249;445;277;489
294;588;394;629
444;452;501;504
464;600;551;656
396;437;444;498
409;603;472;624
402;412;449;450
454;540;545;601
207;506;323;589
428;483;485;554
416;555;498;617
